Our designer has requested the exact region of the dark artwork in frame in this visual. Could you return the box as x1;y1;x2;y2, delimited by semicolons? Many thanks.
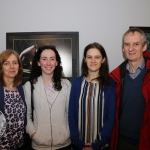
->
129;26;150;52
6;32;79;84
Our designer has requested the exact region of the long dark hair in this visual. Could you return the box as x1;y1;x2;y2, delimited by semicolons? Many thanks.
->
81;42;110;87
30;45;63;91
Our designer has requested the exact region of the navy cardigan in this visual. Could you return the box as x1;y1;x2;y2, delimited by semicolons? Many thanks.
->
68;76;116;150
0;85;27;127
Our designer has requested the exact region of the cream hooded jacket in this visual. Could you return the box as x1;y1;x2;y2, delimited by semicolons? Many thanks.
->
24;76;71;150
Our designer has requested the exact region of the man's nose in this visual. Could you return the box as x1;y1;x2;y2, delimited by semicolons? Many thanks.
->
129;44;134;51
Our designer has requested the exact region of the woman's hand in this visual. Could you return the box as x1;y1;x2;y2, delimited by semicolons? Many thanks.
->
31;132;36;138
82;147;93;150
85;143;91;147
82;143;93;150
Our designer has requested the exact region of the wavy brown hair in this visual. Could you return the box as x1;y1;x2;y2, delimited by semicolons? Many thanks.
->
0;50;23;87
81;42;110;87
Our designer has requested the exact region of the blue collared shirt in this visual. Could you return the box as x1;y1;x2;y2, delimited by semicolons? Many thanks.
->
126;60;145;79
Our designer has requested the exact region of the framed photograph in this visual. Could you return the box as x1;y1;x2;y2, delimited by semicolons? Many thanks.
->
6;32;79;84
129;26;150;51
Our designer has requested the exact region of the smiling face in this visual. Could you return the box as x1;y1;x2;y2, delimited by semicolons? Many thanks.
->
123;31;147;64
2;54;19;80
85;48;105;74
38;49;58;77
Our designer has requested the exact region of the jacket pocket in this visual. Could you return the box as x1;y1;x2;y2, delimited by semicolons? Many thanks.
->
52;124;70;145
32;124;51;146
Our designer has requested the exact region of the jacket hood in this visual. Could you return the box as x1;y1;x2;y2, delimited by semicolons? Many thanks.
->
144;51;150;59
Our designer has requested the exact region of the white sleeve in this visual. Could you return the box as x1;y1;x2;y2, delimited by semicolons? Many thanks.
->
23;81;36;136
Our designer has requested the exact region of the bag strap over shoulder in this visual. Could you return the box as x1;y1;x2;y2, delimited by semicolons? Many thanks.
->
30;81;34;121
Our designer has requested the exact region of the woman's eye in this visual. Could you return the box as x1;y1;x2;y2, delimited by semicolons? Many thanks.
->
95;56;100;59
13;62;18;64
42;58;46;60
4;62;8;65
87;56;91;59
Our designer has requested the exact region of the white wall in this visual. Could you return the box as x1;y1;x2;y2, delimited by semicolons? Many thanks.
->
0;0;150;73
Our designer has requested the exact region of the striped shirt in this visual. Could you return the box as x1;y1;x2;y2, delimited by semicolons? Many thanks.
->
78;78;105;143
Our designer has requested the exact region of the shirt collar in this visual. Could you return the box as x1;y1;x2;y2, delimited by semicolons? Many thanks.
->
126;59;145;71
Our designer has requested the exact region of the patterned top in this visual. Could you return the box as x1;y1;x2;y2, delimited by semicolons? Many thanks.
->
0;89;26;150
78;78;105;143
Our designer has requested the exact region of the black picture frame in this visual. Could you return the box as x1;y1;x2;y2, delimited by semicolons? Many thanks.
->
129;26;150;51
6;32;79;84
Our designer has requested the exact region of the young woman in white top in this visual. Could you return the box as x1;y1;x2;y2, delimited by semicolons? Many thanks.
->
24;45;71;150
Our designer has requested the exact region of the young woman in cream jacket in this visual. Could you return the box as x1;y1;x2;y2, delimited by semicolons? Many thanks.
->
24;45;71;150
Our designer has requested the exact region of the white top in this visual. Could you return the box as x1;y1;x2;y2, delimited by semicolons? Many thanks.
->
44;83;55;108
23;76;71;150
